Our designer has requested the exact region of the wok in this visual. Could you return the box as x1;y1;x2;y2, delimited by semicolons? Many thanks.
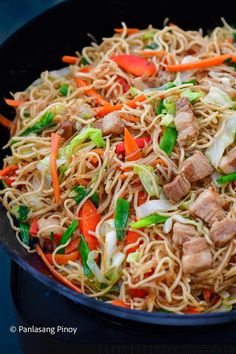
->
0;0;236;326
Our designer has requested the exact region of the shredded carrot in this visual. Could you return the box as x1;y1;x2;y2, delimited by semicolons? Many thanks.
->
120;167;133;172
119;113;139;123
167;54;232;72
94;94;146;118
65;237;81;254
227;37;233;44
183;306;204;314
118;173;128;180
90;148;105;165
77;178;90;186
114;28;139;35
111;300;130;308
203;288;212;301
141;50;167;58
138;191;148;206
62;55;79;64
5;98;23;107
150;158;167;167
0;164;18;177
45;250;80;265
0;114;14;129
79;65;92;73
124;127;142;161
75;77;109;106
36;244;81;293
50;133;61;206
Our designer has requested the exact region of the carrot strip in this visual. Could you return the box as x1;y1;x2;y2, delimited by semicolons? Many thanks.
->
183;306;204;314
77;178;90;186
90;148;105;165
79;66;92;73
65;237;81;254
75;78;109;106
50;133;61;206
5;98;23;107
167;54;232;72
142;50;167;58
94;94;146;118
150;158;167;167
124;127;142;161
45;250;80;265
111;300;130;308
0;164;18;177
118;173;128;180
62;55;79;64
227;37;233;44
137;191;148;206
120;167;133;172
0;114;14;129
114;28;139;35
36;244;81;293
126;230;141;254
119;113;139;123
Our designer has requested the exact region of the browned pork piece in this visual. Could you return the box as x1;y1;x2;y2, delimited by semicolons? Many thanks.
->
210;218;236;247
182;151;213;182
132;76;160;90
189;188;225;226
172;222;198;246
174;97;199;146
163;173;190;203
58;121;76;140
94;111;124;136
219;146;236;174
182;237;212;274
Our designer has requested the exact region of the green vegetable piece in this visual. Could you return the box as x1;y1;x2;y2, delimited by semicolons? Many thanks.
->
58;84;69;96
13;205;29;222
217;172;236;185
80;57;89;66
131;214;168;229
23;111;30;118
73;185;99;207
78;234;92;277
156;99;165;115
182;80;196;85
115;198;130;241
20;222;30;245
1;180;8;189
145;42;159;50
20;111;54;136
159;127;177;155
58;219;78;253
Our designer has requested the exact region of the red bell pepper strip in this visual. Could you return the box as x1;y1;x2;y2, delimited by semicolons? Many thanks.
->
115;76;130;93
29;218;39;237
110;55;156;77
74;78;109;106
126;230;142;255
78;199;101;251
115;136;151;155
128;288;148;298
45;249;80;265
183;306;203;314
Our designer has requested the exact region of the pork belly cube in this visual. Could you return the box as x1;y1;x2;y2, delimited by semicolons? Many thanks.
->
219;146;236;174
172;222;198;246
94;111;124;136
182;237;212;274
174;97;199;146
183;151;213;182
210;218;236;247
189;188;225;226
163;173;190;203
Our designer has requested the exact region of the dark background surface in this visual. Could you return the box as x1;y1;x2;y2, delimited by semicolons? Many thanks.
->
0;2;63;353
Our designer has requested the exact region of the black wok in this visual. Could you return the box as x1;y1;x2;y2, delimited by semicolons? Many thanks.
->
0;0;236;326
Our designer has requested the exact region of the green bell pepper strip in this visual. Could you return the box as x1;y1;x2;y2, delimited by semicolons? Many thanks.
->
57;220;78;253
156;99;165;115
159;127;177;155
78;234;92;277
19;223;30;245
115;198;130;241
130;214;168;229
217;172;236;184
